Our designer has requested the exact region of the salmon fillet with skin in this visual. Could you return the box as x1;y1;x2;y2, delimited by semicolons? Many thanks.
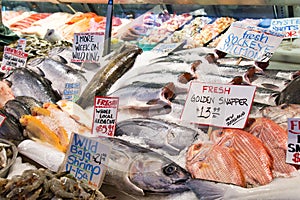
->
210;129;273;186
186;142;246;187
245;117;298;177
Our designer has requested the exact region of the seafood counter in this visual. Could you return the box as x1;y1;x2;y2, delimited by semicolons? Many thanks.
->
0;39;300;199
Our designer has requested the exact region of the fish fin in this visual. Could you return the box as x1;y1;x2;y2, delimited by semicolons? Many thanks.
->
36;67;46;77
187;179;226;200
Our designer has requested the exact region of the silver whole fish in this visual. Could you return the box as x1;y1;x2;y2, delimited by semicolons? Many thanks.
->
77;44;142;109
5;68;61;103
101;137;191;196
275;75;300;105
115;118;199;156
27;57;87;95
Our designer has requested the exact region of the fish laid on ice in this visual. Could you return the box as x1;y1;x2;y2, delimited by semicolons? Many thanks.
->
210;129;273;186
275;75;300;105
186;142;245;187
0;80;14;108
4;99;31;122
76;44;142;109
245;117;298;177
109;82;176;117
100;137;191;196
259;104;300;130
0;109;24;144
27;57;87;95
5;68;61;103
115;117;199;156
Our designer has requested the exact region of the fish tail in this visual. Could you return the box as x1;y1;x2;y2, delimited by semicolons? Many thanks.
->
186;179;226;200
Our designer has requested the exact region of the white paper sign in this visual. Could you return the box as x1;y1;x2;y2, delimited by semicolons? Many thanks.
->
286;118;300;165
181;82;256;128
62;82;81;102
72;32;104;63
1;46;28;73
269;18;300;38
92;96;119;137
61;133;111;188
217;22;284;62
17;38;27;51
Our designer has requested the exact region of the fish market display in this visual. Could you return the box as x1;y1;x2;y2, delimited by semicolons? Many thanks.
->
115;117;199;156
186;142;245;187
5;68;61;103
0;168;106;199
100;137;191;195
0;140;15;172
77;44;143;109
245;117;298;177
27;57;87;95
9;13;51;32
0;80;14;108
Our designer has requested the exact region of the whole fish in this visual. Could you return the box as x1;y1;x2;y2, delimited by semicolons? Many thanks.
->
27;57;87;95
210;129;273;186
115;117;199;156
101;137;191;195
14;96;43;110
0;109;24;144
5;68;61;103
4;99;31;122
275;75;300;105
245;117;298;177
109;82;177;117
76;44;142;108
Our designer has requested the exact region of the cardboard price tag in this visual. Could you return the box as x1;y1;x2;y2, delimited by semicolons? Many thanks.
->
72;32;104;63
61;133;111;189
92;96;119;137
62;82;81;102
216;22;284;62
181;82;256;128
286;118;300;165
1;46;28;73
269;18;300;38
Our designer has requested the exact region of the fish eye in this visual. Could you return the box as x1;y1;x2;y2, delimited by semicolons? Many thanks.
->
163;164;177;175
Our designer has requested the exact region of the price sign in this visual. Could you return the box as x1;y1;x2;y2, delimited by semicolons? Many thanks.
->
61;133;111;189
72;32;104;63
1;46;28;74
269;18;300;38
17;38;27;51
216;22;284;62
181;82;256;128
286;118;300;165
0;114;6;127
92;96;119;137
62;83;81;102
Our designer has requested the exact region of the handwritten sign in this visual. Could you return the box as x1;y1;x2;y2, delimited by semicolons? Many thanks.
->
72;32;104;63
181;82;256;128
92;96;119;137
151;43;182;56
0;114;6;127
1;46;28;73
61;133;111;188
286;118;300;165
17;38;26;51
62;83;81;102
269;18;300;38
217;22;284;62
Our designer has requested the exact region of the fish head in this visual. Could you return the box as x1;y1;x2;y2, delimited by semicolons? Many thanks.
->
210;129;234;146
129;155;191;194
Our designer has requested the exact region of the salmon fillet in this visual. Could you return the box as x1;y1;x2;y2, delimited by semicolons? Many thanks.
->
210;129;273;186
245;117;298;177
186;142;246;187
